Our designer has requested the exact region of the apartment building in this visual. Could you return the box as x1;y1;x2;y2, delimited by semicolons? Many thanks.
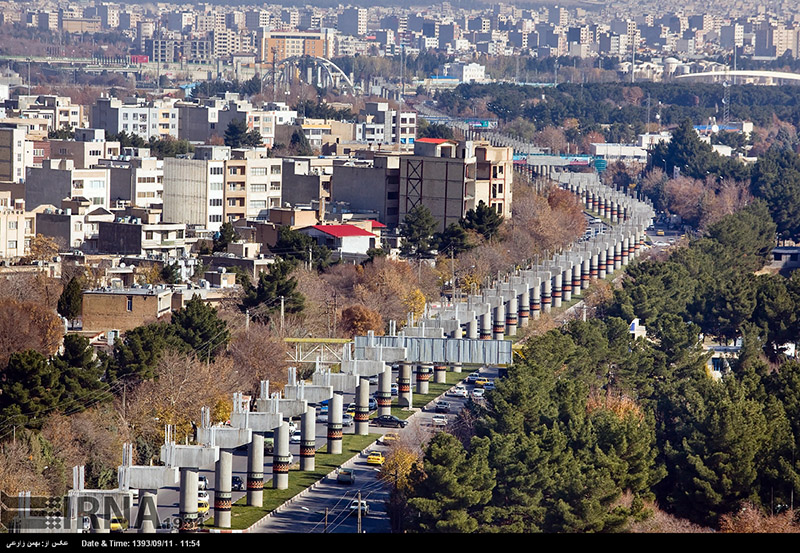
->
0;126;33;183
16;94;84;131
355;102;417;147
0;191;32;260
49;128;121;169
223;150;283;223
91;96;179;140
26;159;111;212
162;157;226;232
258;29;336;62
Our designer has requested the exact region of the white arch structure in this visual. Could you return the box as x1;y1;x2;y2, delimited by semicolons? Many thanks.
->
266;56;357;95
675;69;800;85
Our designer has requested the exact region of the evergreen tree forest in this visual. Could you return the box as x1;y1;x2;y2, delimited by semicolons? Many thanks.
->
405;203;800;532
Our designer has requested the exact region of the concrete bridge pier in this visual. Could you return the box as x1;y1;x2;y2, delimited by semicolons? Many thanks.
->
398;362;413;408
247;433;264;507
214;450;233;528
273;422;290;489
179;468;199;533
300;407;316;471
416;363;432;394
505;297;518;336
355;376;371;435
326;393;343;455
518;290;530;327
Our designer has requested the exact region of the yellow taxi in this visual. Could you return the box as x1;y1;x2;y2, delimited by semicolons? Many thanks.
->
656;230;665;236
380;432;399;445
474;378;492;388
198;498;210;515
367;451;385;466
110;516;127;532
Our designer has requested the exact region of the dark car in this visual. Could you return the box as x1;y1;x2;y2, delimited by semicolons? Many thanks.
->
231;476;244;491
373;414;408;428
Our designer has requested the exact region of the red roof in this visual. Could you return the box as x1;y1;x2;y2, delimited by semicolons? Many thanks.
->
365;220;387;228
415;138;455;144
310;225;376;238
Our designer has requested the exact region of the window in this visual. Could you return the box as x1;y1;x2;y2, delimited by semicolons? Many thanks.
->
210;198;223;206
250;167;267;176
72;180;84;189
127;296;133;311
228;199;238;207
209;182;223;191
271;165;281;175
270;182;280;191
92;197;104;205
250;184;267;192
89;150;102;156
145;231;154;240
7;240;17;250
8;221;17;230
209;215;223;222
210;166;223;175
250;200;267;209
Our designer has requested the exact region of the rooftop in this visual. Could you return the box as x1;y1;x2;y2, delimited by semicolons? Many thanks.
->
310;224;376;238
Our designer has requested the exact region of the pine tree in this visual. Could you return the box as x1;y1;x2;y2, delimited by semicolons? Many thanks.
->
400;204;438;258
171;295;230;360
224;119;248;148
434;222;473;256
461;200;503;241
408;433;495;533
213;222;239;252
290;129;313;156
53;334;109;415
57;277;83;324
242;259;305;320
0;350;64;430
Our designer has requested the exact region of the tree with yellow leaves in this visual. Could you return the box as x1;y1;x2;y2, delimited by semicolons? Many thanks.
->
403;288;426;324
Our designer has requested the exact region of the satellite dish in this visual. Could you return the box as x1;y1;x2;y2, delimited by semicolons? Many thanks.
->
711;124;719;133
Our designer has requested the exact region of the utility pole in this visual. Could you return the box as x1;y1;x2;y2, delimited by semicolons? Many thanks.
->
357;491;362;533
307;246;312;271
245;308;250;331
280;295;285;334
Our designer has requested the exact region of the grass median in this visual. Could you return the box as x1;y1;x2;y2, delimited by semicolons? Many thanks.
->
201;432;379;530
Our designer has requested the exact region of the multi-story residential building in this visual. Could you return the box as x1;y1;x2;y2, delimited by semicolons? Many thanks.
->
355;101;416;147
0;192;31;260
82;286;173;333
91;96;179;141
96;150;164;209
223;150;283;223
0;126;33;183
26;159;112;211
398;138;511;232
338;7;368;37
258;29;336;62
98;218;187;258
162;157;226;232
49;128;121;169
16;95;84;131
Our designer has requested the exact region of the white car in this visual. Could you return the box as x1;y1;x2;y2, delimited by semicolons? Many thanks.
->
472;388;485;399
448;385;468;398
431;415;448;427
290;430;302;444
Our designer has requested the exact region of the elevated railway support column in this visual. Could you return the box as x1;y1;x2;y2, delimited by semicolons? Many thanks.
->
247;433;264;507
376;368;392;417
214;450;233;528
492;305;505;339
326;393;343;455
416;364;432;395
599;249;608;279
519;290;530;328
398;362;413;408
505;297;518;337
179;468;199;533
273;422;290;489
530;282;541;320
300;407;316;471
355;377;370;435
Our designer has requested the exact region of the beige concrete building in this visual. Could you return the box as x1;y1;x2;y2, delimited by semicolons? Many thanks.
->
0;192;32;260
224;150;283;223
49;128;121;169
